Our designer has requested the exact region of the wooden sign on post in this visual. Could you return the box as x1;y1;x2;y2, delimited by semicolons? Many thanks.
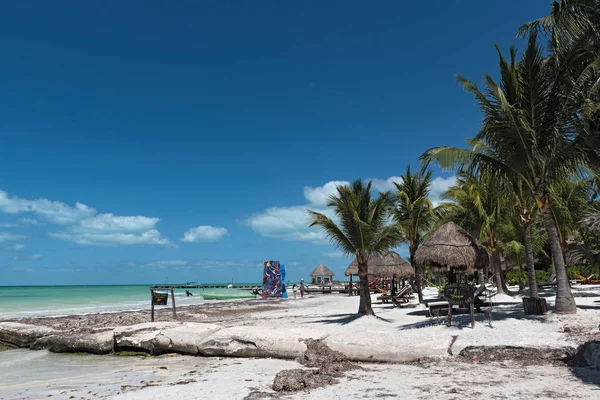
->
442;283;476;328
150;288;177;322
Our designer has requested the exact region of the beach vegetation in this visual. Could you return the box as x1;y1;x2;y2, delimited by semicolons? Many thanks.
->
308;179;403;315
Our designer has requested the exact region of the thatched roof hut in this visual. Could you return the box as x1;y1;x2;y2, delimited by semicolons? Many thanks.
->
309;264;334;278
309;263;334;284
414;221;487;274
345;251;414;278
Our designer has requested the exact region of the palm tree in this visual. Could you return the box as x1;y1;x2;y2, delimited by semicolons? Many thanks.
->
549;177;595;271
519;1;600;174
442;171;509;294
308;180;403;315
388;165;444;303
421;31;598;313
510;180;544;298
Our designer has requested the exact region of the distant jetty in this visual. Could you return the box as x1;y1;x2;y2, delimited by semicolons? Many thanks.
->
150;284;261;290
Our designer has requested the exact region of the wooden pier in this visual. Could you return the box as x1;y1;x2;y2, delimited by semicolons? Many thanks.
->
150;284;261;290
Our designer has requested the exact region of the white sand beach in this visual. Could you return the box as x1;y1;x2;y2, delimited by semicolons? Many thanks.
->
1;285;599;399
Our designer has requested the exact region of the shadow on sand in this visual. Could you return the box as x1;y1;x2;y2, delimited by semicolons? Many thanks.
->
397;302;549;331
307;313;392;325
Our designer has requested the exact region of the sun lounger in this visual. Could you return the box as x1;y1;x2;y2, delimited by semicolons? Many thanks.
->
377;286;413;306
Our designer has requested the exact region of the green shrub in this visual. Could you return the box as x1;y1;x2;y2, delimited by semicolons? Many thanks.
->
504;268;551;286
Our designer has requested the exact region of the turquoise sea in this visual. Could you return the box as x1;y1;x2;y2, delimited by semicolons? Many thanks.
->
0;285;259;319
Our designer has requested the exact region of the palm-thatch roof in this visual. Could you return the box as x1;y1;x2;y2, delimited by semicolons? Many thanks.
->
345;251;414;278
414;221;488;274
309;263;334;277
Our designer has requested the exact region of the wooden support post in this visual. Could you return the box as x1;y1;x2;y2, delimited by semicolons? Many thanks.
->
349;275;353;296
447;304;452;326
171;288;177;319
470;300;475;328
150;289;155;322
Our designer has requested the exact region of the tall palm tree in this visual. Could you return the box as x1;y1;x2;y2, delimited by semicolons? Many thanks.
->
510;179;543;297
442;171;509;294
421;31;598;313
388;165;444;303
308;180;403;315
519;1;600;173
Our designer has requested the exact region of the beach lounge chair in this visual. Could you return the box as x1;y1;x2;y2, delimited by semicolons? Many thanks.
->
377;286;412;307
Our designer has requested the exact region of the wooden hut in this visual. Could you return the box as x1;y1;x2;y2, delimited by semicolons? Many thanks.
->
414;221;487;283
309;264;334;285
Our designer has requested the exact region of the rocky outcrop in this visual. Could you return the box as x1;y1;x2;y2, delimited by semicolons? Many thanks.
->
571;341;600;369
114;322;221;355
31;331;114;354
0;322;56;348
198;326;328;359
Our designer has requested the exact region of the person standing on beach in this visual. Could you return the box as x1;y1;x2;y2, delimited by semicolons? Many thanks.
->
292;284;298;298
299;279;305;298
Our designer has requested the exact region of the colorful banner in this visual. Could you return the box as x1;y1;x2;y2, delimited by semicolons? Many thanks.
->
262;261;287;298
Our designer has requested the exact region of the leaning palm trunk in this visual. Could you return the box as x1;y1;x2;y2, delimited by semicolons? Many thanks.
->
490;249;505;295
410;248;424;303
523;224;539;298
357;260;374;315
539;207;576;313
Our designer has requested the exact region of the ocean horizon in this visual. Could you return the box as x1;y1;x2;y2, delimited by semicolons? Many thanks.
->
0;284;262;319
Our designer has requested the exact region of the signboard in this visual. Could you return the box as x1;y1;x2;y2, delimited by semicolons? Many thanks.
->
443;283;474;305
152;292;168;305
150;288;176;322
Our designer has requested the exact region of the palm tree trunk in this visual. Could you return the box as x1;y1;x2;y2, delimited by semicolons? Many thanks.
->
518;260;525;291
491;249;505;295
523;224;538;298
478;268;485;285
410;247;424;303
357;261;374;315
540;207;577;313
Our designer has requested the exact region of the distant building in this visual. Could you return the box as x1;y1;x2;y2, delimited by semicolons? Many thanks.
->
309;263;334;285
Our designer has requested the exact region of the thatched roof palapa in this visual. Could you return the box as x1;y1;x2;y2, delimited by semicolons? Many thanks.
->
309;263;334;277
414;221;488;274
345;251;414;278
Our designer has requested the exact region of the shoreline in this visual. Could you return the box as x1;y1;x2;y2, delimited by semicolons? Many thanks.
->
1;286;599;399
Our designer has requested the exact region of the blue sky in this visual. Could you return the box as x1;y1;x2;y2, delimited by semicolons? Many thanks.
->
0;1;550;285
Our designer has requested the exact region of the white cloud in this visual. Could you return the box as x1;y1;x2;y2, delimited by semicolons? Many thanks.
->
31;254;41;260
323;251;347;259
18;218;42;226
0;222;17;228
48;268;80;272
303;181;349;207
181;226;228;243
429;175;457;205
243;205;334;243
13;266;34;272
6;243;26;251
0;189;173;247
49;229;173;247
77;214;159;233
0;190;96;224
369;176;402;193
0;232;28;243
244;174;457;243
147;260;189;268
